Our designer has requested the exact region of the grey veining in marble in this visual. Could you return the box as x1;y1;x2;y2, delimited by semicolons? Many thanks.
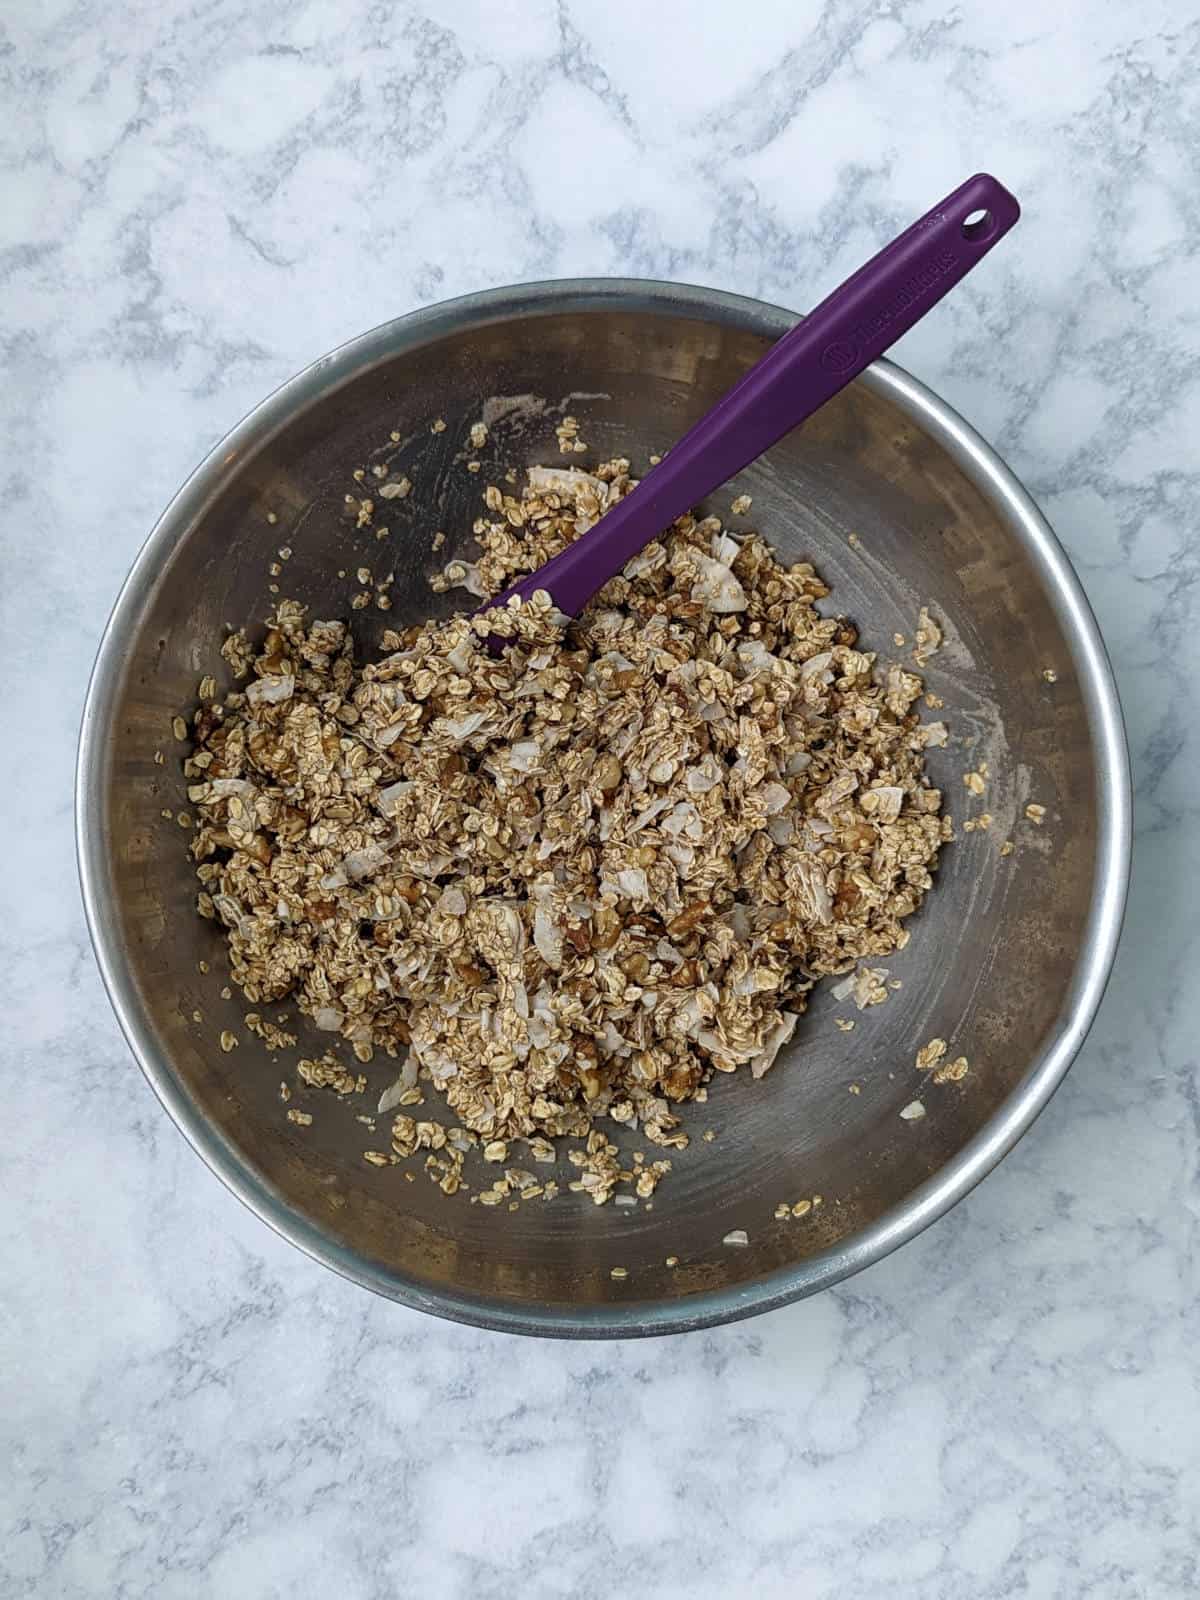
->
2;2;1198;1595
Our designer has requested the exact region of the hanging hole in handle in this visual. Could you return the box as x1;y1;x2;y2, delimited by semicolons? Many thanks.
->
962;208;995;242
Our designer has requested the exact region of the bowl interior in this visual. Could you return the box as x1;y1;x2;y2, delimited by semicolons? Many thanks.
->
85;290;1108;1332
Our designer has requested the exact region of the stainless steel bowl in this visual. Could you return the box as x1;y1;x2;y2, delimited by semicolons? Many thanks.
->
77;280;1130;1337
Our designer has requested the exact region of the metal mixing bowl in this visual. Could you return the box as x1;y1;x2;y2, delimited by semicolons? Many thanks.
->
77;280;1130;1337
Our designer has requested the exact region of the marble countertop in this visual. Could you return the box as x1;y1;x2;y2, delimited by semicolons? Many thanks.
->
3;2;1196;1594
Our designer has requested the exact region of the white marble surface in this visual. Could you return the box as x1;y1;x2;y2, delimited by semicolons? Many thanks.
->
2;1;1197;1594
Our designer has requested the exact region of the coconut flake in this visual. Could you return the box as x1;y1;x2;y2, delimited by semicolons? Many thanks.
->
377;1055;419;1114
437;886;467;918
767;815;794;846
800;651;833;679
662;801;703;841
441;710;490;745
508;740;542;773
685;754;723;794
750;1011;799;1078
900;1099;926;1121
623;542;668;579
723;1229;750;1247
446;636;475;675
756;782;791;816
314;1006;344;1032
443;561;487;598
631;796;673;832
784;855;833;924
343;843;390;882
737;639;781;674
527;464;605;498
209;777;258;801
863;784;904;822
689;551;748;613
616;867;649;904
533;903;564;969
245;673;295;706
372;721;407;750
377;780;413;816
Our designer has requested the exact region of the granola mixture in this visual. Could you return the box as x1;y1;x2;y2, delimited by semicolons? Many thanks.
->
183;459;950;1200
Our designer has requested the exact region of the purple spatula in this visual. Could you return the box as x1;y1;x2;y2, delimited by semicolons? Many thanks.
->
484;173;1018;629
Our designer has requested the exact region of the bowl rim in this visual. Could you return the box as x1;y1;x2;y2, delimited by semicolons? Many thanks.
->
76;277;1132;1338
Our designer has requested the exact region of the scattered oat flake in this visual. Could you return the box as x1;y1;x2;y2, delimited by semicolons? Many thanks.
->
609;1265;628;1280
287;1109;313;1126
963;770;986;795
900;1100;926;1121
723;1229;749;1247
665;1255;678;1268
791;1199;812;1218
1025;803;1046;824
730;494;752;515
1042;668;1058;684
1000;840;1014;857
431;418;446;434
834;1017;855;1032
915;1037;948;1072
934;1055;969;1084
219;1031;238;1053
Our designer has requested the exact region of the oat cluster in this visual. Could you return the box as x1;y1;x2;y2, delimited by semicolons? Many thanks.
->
184;460;949;1200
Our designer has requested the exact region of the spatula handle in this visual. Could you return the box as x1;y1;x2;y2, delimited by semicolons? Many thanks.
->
490;173;1019;620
